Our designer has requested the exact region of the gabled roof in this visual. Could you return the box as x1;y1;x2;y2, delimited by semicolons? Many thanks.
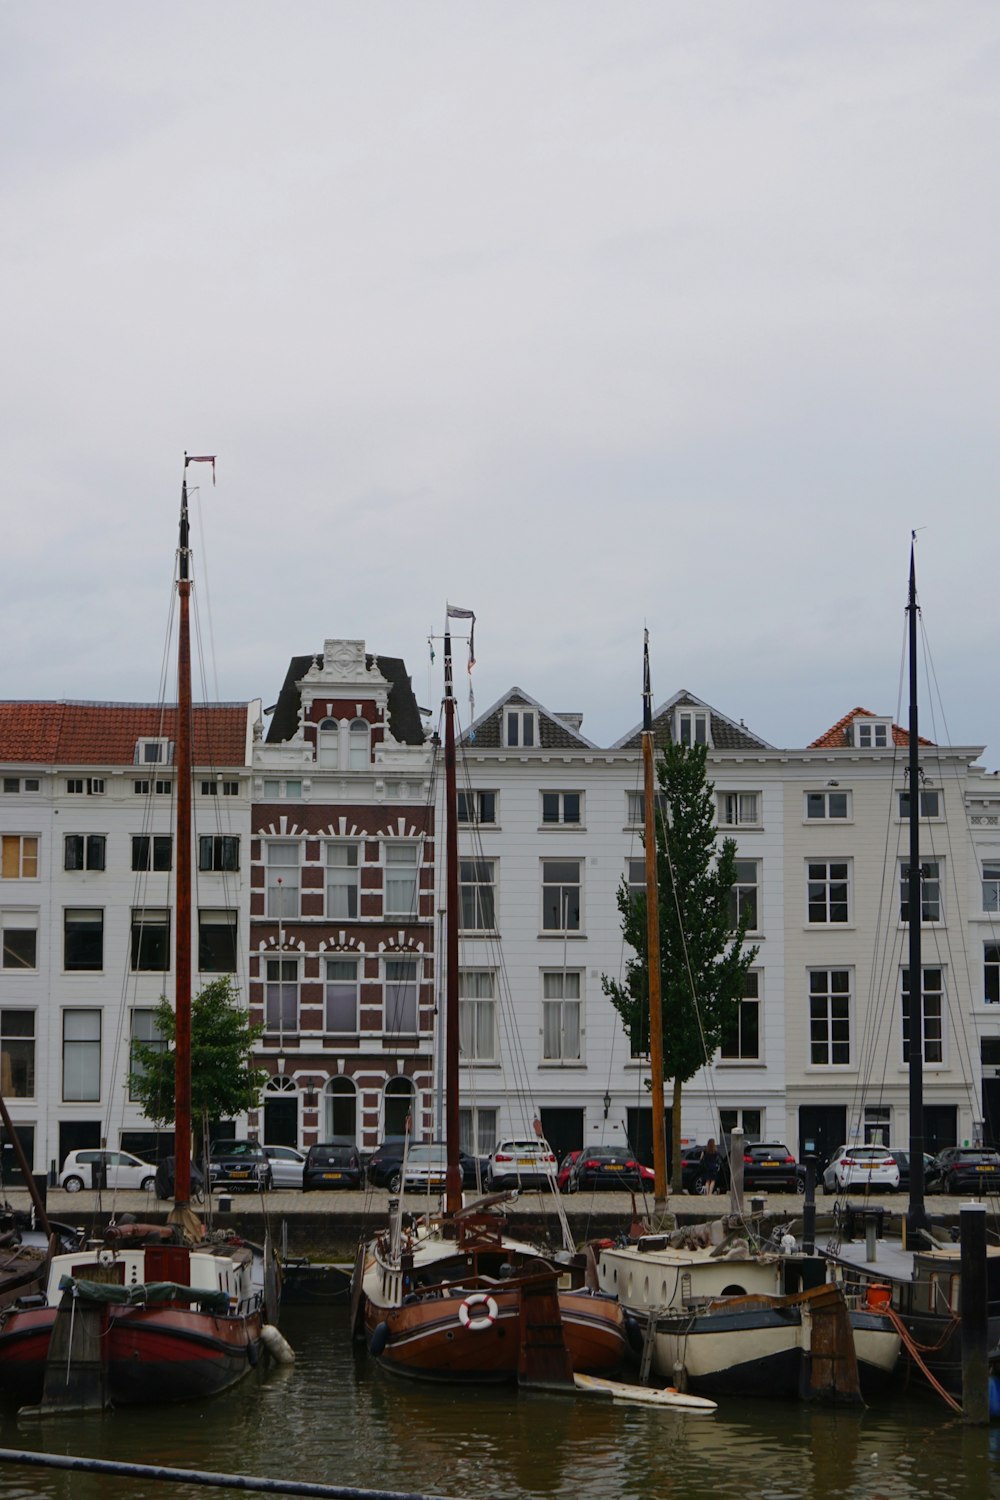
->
266;652;424;746
808;706;934;750
460;687;598;750
0;702;250;766
614;689;773;752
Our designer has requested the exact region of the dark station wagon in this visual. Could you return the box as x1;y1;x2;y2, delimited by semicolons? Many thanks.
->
927;1147;1000;1195
303;1142;364;1192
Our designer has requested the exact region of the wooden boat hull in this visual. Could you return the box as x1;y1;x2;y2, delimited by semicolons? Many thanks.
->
365;1286;625;1383
0;1302;264;1409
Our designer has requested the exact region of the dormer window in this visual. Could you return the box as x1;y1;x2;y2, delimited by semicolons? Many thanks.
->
675;708;710;747
135;738;172;766
853;717;890;749
504;708;537;749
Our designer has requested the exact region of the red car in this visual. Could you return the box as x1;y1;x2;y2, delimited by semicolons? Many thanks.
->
566;1147;655;1193
557;1150;581;1192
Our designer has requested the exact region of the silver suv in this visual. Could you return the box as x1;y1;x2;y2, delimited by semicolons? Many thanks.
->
487;1137;558;1190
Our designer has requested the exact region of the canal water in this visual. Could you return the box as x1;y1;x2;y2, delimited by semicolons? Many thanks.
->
1;1305;998;1500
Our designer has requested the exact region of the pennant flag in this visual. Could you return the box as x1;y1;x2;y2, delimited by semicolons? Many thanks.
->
446;604;476;671
185;454;217;484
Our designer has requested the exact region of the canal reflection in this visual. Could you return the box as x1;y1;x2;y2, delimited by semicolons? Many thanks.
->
0;1306;997;1500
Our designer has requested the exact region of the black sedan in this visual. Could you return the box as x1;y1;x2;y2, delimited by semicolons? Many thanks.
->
209;1139;272;1192
681;1144;730;1194
302;1142;364;1191
566;1147;655;1193
926;1147;1000;1195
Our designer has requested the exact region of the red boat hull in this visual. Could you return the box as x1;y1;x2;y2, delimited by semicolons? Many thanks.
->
0;1302;263;1408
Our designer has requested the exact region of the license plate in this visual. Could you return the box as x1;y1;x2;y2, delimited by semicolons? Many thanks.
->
606;1164;624;1171
517;1159;536;1167
323;1172;343;1180
977;1165;992;1172
230;1169;249;1178
761;1161;778;1168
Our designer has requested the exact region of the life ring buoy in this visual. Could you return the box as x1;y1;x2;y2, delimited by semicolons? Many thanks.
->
458;1293;499;1332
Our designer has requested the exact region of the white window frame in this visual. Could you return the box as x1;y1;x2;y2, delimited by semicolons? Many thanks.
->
808;968;852;1067
326;842;360;920
62;1008;101;1101
64;833;106;871
325;957;360;1035
503;707;538;749
675;707;710;747
805;790;851;821
266;841;300;920
985;943;1000;1005
806;860;851;925
1;835;39;881
384;843;419;919
898;859;943;924
459;859;497;933
198;909;238;973
0;1007;35;1099
135;738;171;765
982;862;1000;913
853;718;890;749
383;957;419;1035
457;789;497;826
540;791;583;827
541;970;582;1061
459;1105;498;1157
719;970;761;1062
129;1007;165;1100
349;718;370;770
717;792;761;828
459;970;496;1062
897;788;942;819
901;966;946;1067
1;909;38;971
730;859;760;932
541;859;582;933
265;957;299;1033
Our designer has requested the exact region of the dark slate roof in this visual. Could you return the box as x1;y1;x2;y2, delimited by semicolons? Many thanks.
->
0;702;249;766
266;653;424;746
614;690;773;752
461;688;598;750
809;706;934;750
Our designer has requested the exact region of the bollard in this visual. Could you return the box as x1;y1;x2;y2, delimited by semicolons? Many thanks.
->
864;1212;878;1262
218;1194;232;1214
802;1161;816;1256
960;1201;989;1424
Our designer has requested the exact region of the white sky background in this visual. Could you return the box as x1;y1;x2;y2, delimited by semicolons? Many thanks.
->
3;4;999;762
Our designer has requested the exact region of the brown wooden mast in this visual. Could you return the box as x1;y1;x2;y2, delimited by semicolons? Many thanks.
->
642;631;668;1209
173;467;194;1209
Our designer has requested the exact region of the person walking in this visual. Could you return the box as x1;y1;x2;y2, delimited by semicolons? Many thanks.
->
700;1138;722;1195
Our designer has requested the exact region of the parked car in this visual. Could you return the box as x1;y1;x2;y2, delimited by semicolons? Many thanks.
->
302;1142;364;1191
883;1148;938;1192
926;1147;1000;1195
566;1146;655;1193
557;1149;582;1192
822;1145;900;1195
59;1148;157;1194
153;1156;206;1202
367;1138;486;1192
208;1139;272;1192
487;1138;558;1190
386;1142;449;1193
681;1143;731;1194
741;1143;799;1193
262;1144;306;1189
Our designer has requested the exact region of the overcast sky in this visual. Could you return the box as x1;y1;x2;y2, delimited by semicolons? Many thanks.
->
4;4;999;764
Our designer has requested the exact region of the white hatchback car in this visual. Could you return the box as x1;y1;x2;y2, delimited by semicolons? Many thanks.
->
59;1148;157;1193
487;1138;558;1190
822;1145;901;1195
262;1144;306;1189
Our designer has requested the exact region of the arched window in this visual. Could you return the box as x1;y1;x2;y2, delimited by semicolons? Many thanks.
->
318;718;339;768
324;1076;357;1140
383;1075;415;1138
349;717;370;770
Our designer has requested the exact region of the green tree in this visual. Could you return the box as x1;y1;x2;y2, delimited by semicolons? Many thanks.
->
602;741;758;1191
129;978;266;1152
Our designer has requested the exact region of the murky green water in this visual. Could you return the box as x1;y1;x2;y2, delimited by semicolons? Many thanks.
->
1;1307;997;1500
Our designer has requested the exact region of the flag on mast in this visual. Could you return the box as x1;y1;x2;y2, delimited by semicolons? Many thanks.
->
185;454;217;484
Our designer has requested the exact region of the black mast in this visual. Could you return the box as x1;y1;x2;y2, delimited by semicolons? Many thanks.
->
906;537;928;1238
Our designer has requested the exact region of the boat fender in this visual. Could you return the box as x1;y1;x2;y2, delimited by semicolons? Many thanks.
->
259;1323;296;1364
624;1315;644;1355
458;1293;498;1332
369;1321;390;1357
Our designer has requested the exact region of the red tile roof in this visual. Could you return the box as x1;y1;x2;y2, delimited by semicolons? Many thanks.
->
809;706;934;750
0;702;250;767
